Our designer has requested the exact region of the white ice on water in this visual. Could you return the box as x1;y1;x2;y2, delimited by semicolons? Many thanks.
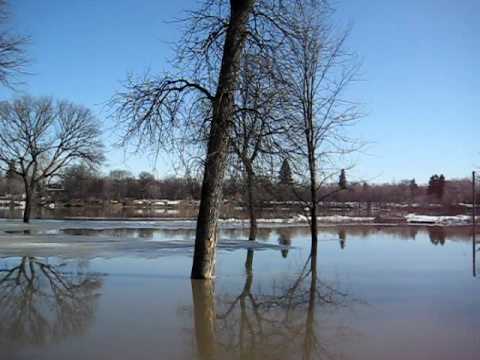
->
0;219;286;259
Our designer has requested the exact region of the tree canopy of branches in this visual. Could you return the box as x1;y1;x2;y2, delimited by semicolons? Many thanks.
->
0;96;104;222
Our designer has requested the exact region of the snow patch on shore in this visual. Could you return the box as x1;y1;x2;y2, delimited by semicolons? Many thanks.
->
221;215;375;224
405;214;471;225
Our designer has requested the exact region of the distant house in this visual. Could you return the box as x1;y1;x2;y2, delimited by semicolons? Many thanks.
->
45;184;64;201
46;183;64;192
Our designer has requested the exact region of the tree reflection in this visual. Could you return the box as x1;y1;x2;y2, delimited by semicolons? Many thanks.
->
191;279;217;360
338;229;346;249
428;227;446;246
191;250;350;360
408;227;418;240
0;256;102;348
277;228;294;258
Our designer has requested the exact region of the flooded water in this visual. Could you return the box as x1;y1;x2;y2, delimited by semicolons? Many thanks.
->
0;222;478;359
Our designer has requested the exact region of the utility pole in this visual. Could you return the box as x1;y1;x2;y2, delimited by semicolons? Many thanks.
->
473;171;476;277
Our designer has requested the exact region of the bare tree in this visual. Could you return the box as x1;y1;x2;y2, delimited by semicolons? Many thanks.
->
0;96;104;222
188;0;259;279
230;51;288;240
112;0;297;278
279;0;361;255
0;0;28;88
112;0;359;277
113;0;257;279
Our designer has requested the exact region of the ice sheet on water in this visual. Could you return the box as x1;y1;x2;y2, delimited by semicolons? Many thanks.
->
0;232;283;259
0;214;381;235
0;219;290;259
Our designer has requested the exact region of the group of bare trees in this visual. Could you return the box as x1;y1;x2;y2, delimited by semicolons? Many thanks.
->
61;166;200;202
112;0;360;278
3;169;470;207
0;97;104;222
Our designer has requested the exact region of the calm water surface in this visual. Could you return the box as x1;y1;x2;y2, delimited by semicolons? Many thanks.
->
0;225;478;359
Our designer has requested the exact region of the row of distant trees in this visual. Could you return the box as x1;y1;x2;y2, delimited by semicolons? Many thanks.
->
0;165;471;205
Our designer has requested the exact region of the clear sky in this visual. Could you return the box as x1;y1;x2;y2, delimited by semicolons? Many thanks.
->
1;0;478;184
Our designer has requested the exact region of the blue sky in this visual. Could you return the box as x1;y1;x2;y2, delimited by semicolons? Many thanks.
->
1;0;478;184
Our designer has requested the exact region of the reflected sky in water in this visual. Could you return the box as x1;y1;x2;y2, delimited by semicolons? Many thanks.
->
0;225;479;360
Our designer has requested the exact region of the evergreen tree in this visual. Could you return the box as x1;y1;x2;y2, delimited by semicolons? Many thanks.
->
5;160;21;195
438;174;446;199
5;160;16;180
409;178;418;199
278;159;293;185
339;169;347;190
427;175;439;196
427;174;446;200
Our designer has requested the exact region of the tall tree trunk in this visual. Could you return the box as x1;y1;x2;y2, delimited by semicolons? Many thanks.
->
23;179;34;223
192;0;256;279
246;166;257;241
309;152;318;258
191;279;216;360
310;191;318;258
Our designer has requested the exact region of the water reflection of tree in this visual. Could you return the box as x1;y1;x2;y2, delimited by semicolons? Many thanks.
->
191;279;217;360
277;228;295;258
306;226;472;242
428;227;446;246
0;256;102;347
191;250;350;360
338;229;346;249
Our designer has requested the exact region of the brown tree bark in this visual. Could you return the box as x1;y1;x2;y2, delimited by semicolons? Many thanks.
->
246;166;257;241
22;180;35;223
192;0;256;279
307;124;318;257
309;171;318;258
